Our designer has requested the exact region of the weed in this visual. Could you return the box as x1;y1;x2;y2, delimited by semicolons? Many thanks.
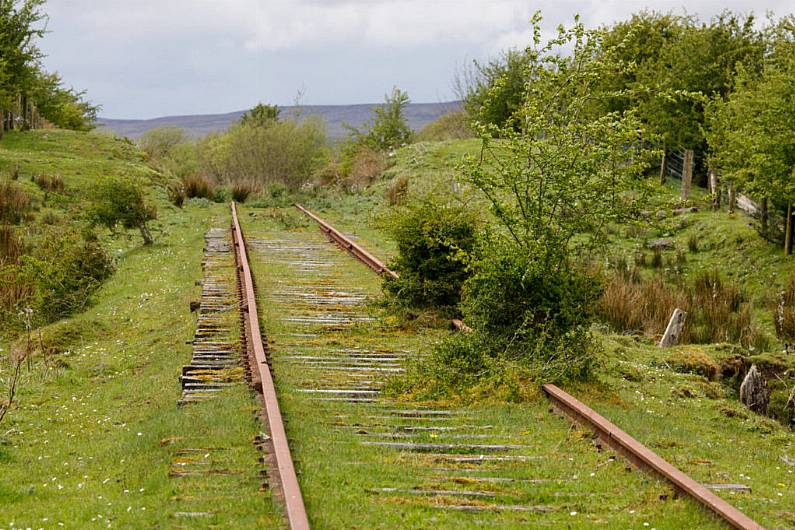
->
598;271;758;346
651;248;663;268
343;147;387;190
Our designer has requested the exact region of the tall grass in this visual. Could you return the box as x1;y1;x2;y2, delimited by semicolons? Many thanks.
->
775;276;795;342
599;270;767;348
0;180;32;224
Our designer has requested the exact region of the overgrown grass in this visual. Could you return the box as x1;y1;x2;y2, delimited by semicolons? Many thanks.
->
0;130;281;526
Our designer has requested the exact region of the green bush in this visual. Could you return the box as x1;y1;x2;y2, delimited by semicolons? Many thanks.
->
87;179;157;245
22;229;114;323
384;198;477;311
460;242;601;381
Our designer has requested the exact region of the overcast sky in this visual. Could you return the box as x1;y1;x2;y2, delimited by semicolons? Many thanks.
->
40;0;792;119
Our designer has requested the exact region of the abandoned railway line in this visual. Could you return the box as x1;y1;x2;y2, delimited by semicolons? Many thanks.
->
175;203;766;528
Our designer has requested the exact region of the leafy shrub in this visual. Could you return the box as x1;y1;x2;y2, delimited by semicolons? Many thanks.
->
459;242;602;382
138;127;188;161
22;229;114;323
181;174;213;199
197;117;327;190
346;87;413;150
33;174;65;193
416;110;474;142
212;187;231;204
384;198;477;310
0;180;32;224
88;179;157;245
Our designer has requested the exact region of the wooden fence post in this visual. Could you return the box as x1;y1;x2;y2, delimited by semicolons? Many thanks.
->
786;204;793;256
709;169;719;210
680;149;694;201
728;182;736;214
659;151;667;185
659;308;686;347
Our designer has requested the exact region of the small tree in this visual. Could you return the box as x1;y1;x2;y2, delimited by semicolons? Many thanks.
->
708;24;795;254
240;103;280;128
88;179;157;245
347;87;413;151
456;15;652;381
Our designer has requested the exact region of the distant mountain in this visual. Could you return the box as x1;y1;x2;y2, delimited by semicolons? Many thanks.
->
97;101;462;140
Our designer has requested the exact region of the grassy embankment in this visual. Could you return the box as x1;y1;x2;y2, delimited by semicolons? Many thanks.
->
0;130;280;528
297;139;795;528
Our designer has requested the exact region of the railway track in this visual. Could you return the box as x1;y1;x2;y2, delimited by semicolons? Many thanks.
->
292;203;765;530
176;203;765;527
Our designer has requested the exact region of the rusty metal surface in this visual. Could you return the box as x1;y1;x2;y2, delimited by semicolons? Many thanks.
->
294;203;399;279
542;384;764;530
231;203;310;530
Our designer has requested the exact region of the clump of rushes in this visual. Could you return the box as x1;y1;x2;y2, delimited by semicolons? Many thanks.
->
32;174;65;193
181;174;214;199
231;180;255;203
598;270;768;348
0;180;32;224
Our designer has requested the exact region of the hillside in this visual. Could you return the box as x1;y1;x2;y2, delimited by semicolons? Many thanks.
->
97;101;462;139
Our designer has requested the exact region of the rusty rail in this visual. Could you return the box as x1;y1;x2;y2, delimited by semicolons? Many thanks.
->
543;384;763;530
231;203;310;530
294;203;399;279
293;203;763;529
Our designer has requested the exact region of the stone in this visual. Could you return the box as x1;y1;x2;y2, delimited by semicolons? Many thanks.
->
739;365;768;414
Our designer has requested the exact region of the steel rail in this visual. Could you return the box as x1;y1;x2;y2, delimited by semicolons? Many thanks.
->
294;203;399;279
543;384;764;530
231;203;310;530
293;202;763;529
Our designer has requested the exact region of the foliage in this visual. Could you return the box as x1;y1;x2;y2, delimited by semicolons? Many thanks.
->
138;127;188;161
0;1;97;133
459;50;532;130
87;179;157;245
383;196;478;311
449;16;653;382
346;87;413;151
240;102;280;127
707;24;795;240
416;110;474;142
22;228;114;323
198;117;327;190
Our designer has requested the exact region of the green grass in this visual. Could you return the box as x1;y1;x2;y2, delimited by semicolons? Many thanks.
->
0;130;281;527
